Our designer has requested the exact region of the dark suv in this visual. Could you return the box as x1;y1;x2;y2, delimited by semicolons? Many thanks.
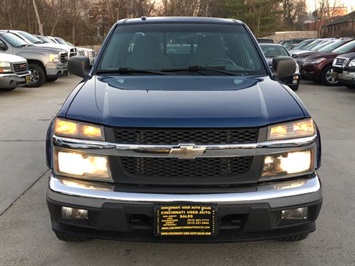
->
46;17;322;243
300;40;355;86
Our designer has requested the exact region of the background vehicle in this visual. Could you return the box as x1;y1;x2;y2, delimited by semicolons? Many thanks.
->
332;52;355;88
48;36;95;65
295;38;353;66
0;32;68;87
289;38;332;57
300;40;355;86
287;38;316;52
0;53;30;91
3;30;77;58
260;43;300;90
279;38;307;50
46;17;322;243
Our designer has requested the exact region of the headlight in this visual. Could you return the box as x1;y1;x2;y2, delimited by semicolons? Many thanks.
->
54;118;104;140
262;150;314;179
0;61;11;73
49;53;60;62
312;57;326;64
55;151;110;180
0;61;11;67
348;59;355;68
268;118;315;140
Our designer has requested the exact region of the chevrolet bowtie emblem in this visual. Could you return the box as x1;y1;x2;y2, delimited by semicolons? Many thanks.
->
169;144;206;159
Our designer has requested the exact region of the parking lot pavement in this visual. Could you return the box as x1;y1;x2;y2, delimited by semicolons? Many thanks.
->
0;75;81;214
0;79;354;265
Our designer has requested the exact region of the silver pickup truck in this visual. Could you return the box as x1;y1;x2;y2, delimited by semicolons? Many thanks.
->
0;53;31;91
0;31;68;87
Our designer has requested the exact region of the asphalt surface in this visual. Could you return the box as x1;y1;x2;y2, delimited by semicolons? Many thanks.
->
0;76;354;265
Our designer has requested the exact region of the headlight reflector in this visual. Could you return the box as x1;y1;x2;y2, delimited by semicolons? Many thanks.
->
49;53;60;62
268;119;315;140
312;57;326;64
54;118;104;140
262;150;313;178
348;59;355;68
56;151;110;179
0;61;11;73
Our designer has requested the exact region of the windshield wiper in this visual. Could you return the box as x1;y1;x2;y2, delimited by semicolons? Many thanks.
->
160;65;236;76
18;44;32;48
96;67;170;75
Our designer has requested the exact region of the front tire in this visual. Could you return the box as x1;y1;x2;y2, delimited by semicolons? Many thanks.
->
46;77;58;82
28;63;46;87
321;65;338;86
288;84;299;91
1;88;16;92
345;84;355;89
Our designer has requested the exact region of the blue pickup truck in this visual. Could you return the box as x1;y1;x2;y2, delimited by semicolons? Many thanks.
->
46;17;322;242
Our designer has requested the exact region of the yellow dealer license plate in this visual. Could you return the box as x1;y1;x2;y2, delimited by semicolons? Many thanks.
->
155;205;217;236
25;75;31;83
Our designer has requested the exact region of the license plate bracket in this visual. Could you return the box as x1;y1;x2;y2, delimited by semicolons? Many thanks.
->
154;205;217;236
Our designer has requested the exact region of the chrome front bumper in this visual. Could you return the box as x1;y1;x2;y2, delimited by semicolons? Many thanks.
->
48;173;322;209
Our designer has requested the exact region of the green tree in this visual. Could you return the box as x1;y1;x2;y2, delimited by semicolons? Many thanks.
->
223;0;282;37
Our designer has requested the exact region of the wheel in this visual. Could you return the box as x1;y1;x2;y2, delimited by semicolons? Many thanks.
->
320;65;338;86
278;233;309;242
28;63;46;87
204;58;238;67
46;77;58;82
54;231;91;242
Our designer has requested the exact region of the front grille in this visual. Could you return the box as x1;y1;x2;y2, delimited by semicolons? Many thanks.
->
334;58;347;66
121;157;253;178
60;52;68;63
114;128;258;145
69;48;77;57
13;63;28;74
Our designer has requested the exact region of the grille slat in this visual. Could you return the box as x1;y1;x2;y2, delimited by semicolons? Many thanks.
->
335;58;346;66
114;128;258;145
121;157;253;178
60;52;69;63
13;63;28;74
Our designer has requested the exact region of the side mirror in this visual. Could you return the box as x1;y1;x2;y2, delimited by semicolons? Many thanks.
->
68;56;90;78
272;56;296;79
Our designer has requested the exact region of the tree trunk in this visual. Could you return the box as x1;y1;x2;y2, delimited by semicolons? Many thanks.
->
32;0;44;35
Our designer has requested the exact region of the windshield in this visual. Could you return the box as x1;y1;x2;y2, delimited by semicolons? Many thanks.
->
54;37;67;45
0;32;29;47
303;40;327;50
16;31;43;44
318;40;345;52
260;45;289;57
38;35;55;43
332;40;355;53
97;23;266;76
292;39;315;50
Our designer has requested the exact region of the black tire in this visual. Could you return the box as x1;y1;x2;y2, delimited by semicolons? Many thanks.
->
1;88;16;92
345;84;355;89
54;231;91;242
278;233;309;242
46;77;58;82
288;85;299;91
320;65;338;86
28;63;46;87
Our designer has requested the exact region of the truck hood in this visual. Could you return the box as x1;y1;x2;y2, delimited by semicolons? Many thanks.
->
65;75;307;128
14;45;66;54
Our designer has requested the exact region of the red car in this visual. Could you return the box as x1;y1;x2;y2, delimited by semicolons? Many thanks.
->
300;40;355;86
